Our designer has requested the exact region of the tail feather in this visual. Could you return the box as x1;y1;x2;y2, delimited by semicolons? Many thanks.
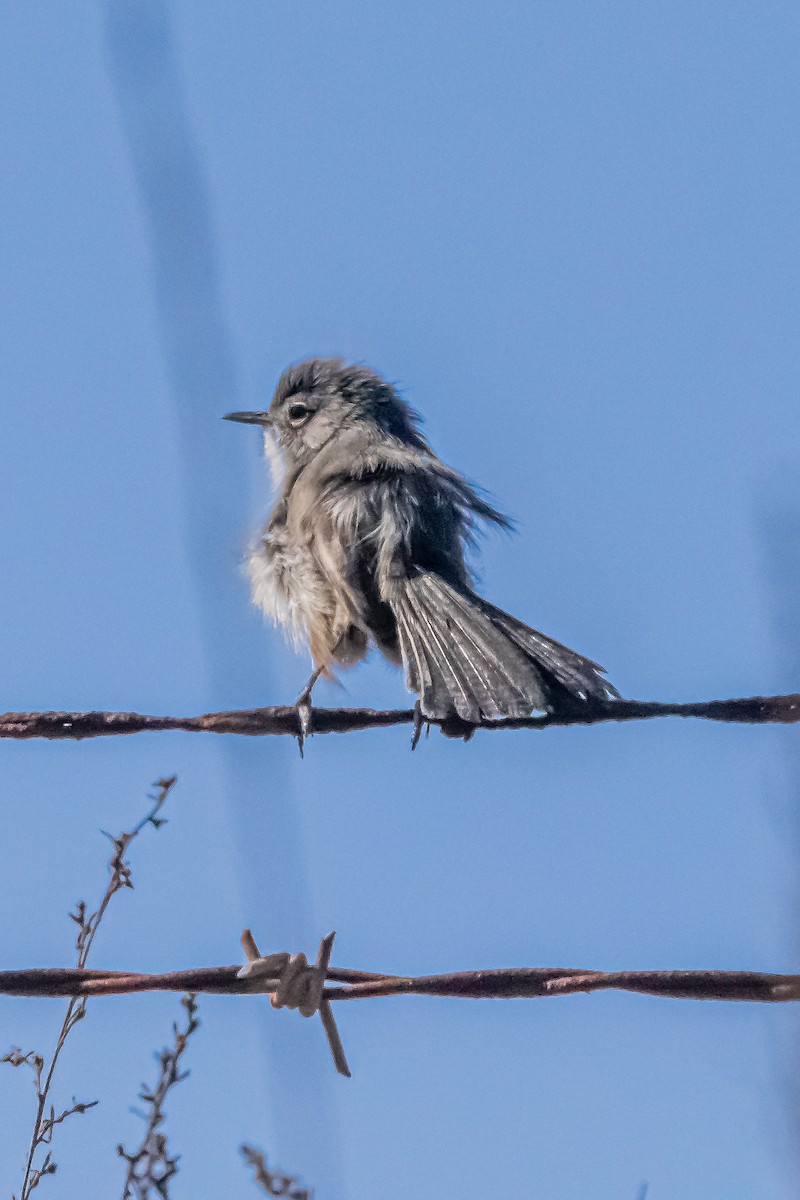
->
396;589;478;721
482;601;620;704
414;575;546;716
394;597;481;722
400;578;540;721
389;572;618;721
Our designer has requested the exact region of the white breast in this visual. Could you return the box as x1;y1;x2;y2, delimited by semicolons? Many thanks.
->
248;525;334;654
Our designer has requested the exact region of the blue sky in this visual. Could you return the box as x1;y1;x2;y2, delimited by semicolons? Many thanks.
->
1;2;799;1197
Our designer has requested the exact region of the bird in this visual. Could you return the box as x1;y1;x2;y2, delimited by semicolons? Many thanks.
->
225;358;618;739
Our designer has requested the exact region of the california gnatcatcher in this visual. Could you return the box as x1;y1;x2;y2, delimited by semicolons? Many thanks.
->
226;358;618;730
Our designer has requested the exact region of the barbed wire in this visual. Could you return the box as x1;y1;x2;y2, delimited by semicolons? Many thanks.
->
4;962;796;1002
4;933;800;1076
0;691;798;742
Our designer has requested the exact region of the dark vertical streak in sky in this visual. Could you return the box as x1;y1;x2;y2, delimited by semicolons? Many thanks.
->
104;2;342;1189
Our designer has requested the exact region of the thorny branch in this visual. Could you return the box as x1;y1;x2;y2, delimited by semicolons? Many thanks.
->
241;1144;313;1199
2;776;176;1198
0;692;798;743
118;994;200;1200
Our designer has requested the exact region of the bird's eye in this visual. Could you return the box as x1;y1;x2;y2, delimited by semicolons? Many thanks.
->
288;402;312;424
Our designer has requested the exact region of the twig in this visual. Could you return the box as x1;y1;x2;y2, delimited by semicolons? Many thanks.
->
2;777;176;1198
241;1144;312;1199
0;693;798;742
118;994;200;1199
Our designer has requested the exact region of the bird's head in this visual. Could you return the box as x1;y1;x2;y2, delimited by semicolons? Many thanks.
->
225;357;428;473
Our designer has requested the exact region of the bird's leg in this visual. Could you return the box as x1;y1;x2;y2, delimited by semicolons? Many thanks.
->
294;663;326;757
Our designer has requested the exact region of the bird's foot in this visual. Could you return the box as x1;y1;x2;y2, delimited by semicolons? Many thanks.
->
411;702;476;747
439;714;477;741
411;701;427;750
294;694;312;759
293;666;325;758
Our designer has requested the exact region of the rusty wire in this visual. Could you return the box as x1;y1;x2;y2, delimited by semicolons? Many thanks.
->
0;692;798;742
5;939;800;1077
2;962;798;1003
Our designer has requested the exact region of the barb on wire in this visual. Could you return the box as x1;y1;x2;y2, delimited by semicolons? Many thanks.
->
0;692;798;743
238;930;350;1077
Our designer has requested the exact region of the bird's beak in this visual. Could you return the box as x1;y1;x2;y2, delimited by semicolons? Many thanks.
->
223;410;272;427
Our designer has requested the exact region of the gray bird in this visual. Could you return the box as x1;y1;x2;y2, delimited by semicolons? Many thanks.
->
226;358;618;734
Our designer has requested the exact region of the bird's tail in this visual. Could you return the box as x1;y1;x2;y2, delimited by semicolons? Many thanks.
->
390;572;618;723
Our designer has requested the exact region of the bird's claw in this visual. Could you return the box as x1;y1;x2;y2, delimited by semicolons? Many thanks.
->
411;701;425;750
294;691;314;758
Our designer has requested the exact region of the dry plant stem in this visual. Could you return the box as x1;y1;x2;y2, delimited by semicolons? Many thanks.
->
0;692;799;741
241;1143;312;1199
118;994;199;1199
11;777;176;1200
3;965;800;1004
